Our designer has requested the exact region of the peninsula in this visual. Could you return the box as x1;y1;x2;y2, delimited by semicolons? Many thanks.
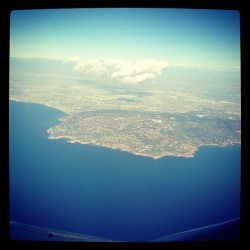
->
47;110;240;159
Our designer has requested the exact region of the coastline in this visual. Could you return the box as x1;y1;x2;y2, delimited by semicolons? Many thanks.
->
10;100;241;160
48;135;240;160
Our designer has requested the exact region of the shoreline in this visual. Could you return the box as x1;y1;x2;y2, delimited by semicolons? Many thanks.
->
10;100;241;160
48;136;240;160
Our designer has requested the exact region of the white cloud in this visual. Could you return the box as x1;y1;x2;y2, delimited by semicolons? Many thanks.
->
122;73;156;84
75;59;109;75
64;58;168;83
174;62;187;67
172;62;204;69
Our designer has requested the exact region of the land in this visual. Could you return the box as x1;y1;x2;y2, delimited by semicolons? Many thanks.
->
9;58;241;159
47;110;240;159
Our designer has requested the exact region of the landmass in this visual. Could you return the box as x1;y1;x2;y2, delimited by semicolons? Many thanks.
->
9;58;241;159
47;110;240;159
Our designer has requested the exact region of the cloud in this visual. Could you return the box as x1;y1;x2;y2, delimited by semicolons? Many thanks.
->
122;73;156;84
64;58;109;75
64;58;168;83
172;62;204;69
174;62;187;67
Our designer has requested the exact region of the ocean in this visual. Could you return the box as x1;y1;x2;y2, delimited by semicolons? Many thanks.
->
9;101;241;242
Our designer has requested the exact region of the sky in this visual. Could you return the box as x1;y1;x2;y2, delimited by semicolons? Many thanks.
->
10;8;240;84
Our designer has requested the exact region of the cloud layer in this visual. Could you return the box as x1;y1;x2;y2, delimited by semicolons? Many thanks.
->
64;57;168;83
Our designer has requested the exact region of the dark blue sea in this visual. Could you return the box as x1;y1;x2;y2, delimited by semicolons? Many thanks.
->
9;101;241;242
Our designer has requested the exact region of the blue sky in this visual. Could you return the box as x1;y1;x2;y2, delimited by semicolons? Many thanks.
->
10;8;240;69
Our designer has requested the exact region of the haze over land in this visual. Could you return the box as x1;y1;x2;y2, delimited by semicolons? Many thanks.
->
9;8;241;159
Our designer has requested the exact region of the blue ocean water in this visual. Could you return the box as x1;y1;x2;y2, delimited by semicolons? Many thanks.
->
9;101;241;242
